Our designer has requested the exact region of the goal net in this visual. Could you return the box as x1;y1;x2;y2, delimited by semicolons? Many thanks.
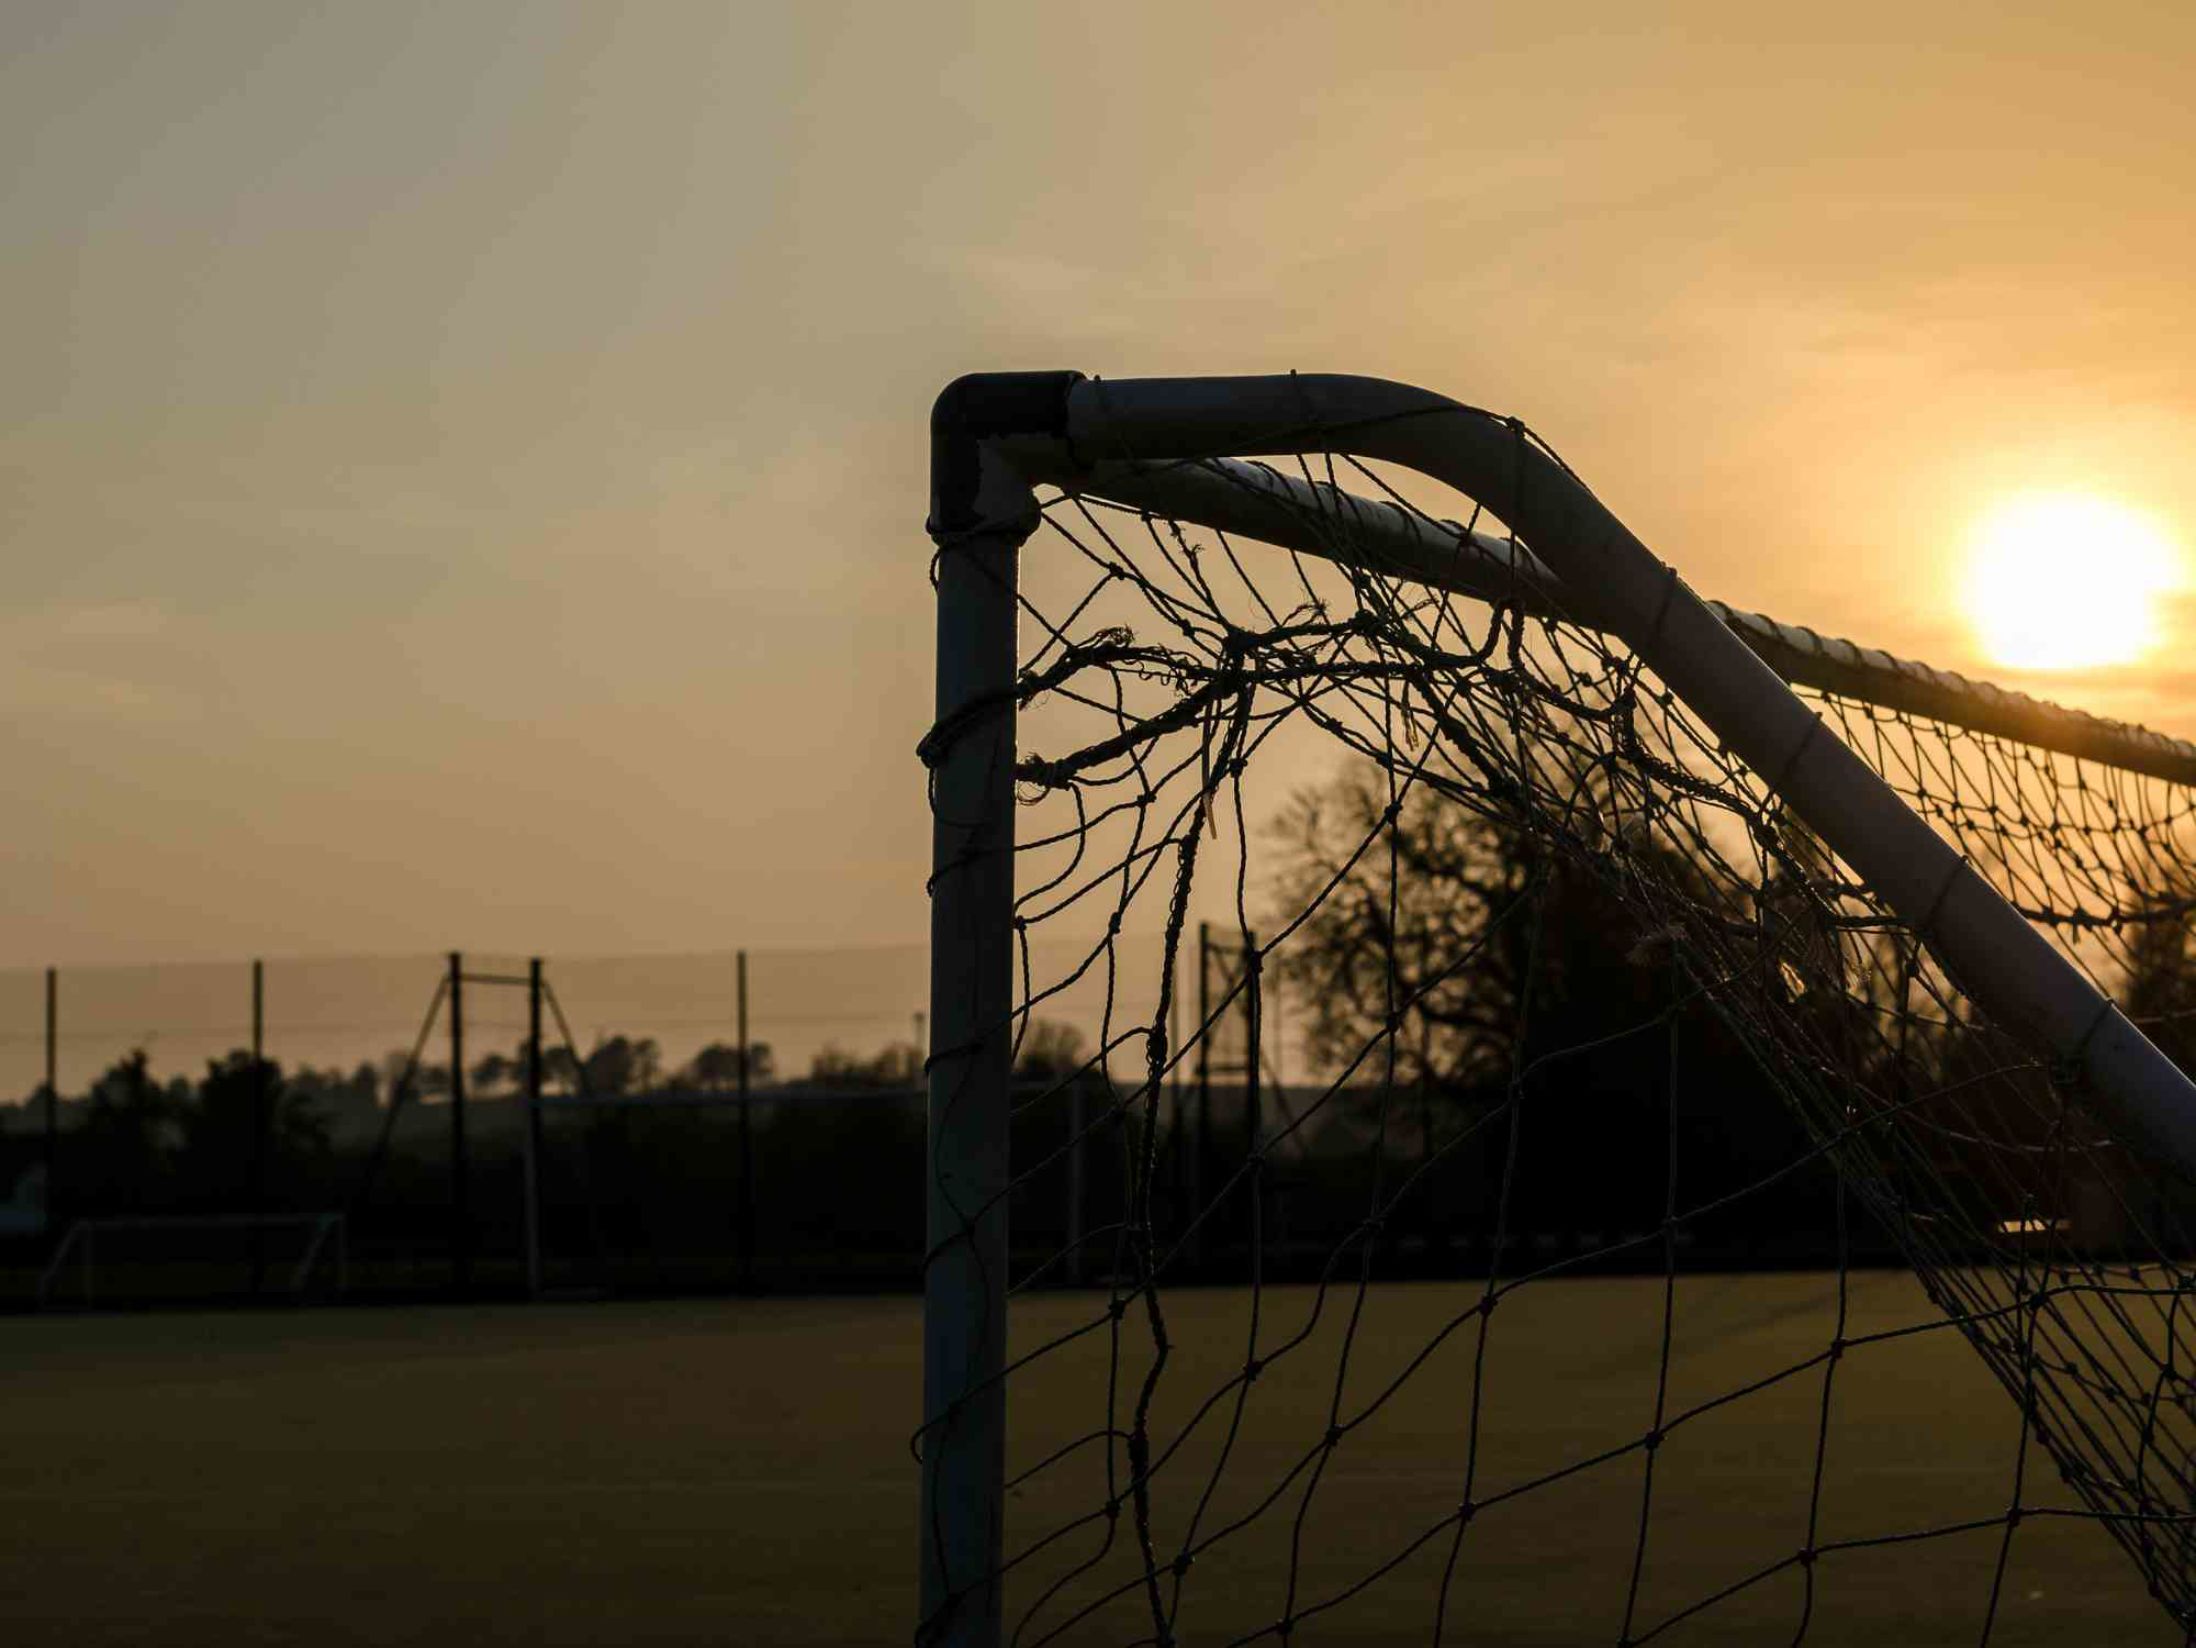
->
37;1211;348;1307
918;374;2196;1646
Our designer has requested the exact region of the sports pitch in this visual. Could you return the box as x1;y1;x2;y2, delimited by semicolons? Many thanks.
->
0;1274;2178;1646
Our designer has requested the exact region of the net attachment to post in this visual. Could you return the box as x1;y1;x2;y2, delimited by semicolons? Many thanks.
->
920;372;2196;1645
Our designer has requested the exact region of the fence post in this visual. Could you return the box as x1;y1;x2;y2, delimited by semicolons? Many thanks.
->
1244;928;1261;1269
523;957;543;1298
42;967;57;1243
249;959;271;1291
448;951;469;1292
737;949;754;1290
1066;1078;1085;1286
1192;920;1212;1271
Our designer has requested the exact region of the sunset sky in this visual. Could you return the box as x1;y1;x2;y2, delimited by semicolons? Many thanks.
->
7;2;2195;969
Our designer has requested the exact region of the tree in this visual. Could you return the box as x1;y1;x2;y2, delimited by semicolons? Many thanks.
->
283;1062;382;1136
584;1035;662;1098
470;1052;517;1095
1271;764;1712;1096
73;1051;187;1210
807;1042;921;1088
2122;867;2196;1075
176;1051;332;1203
1015;1020;1087;1082
542;1045;583;1093
684;1041;775;1090
1266;760;1828;1245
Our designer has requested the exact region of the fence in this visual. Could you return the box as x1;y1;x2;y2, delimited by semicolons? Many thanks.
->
0;939;1176;1306
0;932;1894;1310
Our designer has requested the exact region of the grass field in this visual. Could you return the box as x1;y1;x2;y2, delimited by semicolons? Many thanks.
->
0;1273;2180;1646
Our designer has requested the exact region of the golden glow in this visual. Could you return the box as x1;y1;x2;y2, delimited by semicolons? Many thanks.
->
1963;493;2181;671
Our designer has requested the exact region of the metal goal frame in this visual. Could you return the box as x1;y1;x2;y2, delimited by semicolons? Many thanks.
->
918;370;2196;1646
36;1210;349;1308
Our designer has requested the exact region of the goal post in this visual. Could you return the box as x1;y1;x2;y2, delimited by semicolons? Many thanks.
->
920;371;2196;1645
36;1211;348;1307
922;374;1071;1645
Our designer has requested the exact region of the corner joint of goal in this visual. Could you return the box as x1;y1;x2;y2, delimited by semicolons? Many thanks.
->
928;371;1085;545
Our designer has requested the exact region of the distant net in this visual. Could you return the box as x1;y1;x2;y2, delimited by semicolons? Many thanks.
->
918;437;2196;1644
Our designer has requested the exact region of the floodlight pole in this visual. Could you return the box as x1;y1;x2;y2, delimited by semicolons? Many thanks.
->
920;374;1073;1648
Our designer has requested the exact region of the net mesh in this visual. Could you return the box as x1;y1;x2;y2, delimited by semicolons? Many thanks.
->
918;436;2196;1644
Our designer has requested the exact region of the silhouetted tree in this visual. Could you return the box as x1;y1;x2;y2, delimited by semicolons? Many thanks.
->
1272;765;1726;1097
684;1041;775;1089
1268;761;1832;1247
807;1042;921;1088
543;1045;583;1093
470;1052;517;1095
74;1051;188;1210
176;1052;332;1205
1015;1020;1087;1081
584;1035;662;1098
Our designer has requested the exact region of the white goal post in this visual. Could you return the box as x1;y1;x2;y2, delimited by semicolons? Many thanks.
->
920;372;2196;1645
36;1211;349;1308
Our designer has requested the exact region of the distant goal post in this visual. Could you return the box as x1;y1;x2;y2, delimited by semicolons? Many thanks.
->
920;372;2196;1646
36;1211;349;1308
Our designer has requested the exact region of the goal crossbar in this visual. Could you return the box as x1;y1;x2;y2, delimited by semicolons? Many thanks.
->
1056;452;2196;787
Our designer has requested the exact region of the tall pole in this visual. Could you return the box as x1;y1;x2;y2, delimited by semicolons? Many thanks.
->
921;381;1051;1648
249;959;268;1292
736;949;754;1290
523;958;543;1299
448;951;469;1292
1192;920;1212;1271
1243;928;1261;1271
42;967;56;1242
1065;1074;1085;1287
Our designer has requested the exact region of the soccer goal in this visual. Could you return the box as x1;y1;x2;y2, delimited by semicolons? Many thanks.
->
36;1211;348;1307
919;373;2196;1645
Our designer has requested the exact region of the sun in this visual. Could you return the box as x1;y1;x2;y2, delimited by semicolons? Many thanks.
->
1963;492;2181;672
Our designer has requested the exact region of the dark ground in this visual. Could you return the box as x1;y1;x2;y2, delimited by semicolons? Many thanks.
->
0;1275;2178;1646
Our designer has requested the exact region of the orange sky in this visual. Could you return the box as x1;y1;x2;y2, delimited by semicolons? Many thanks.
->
6;3;2194;968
